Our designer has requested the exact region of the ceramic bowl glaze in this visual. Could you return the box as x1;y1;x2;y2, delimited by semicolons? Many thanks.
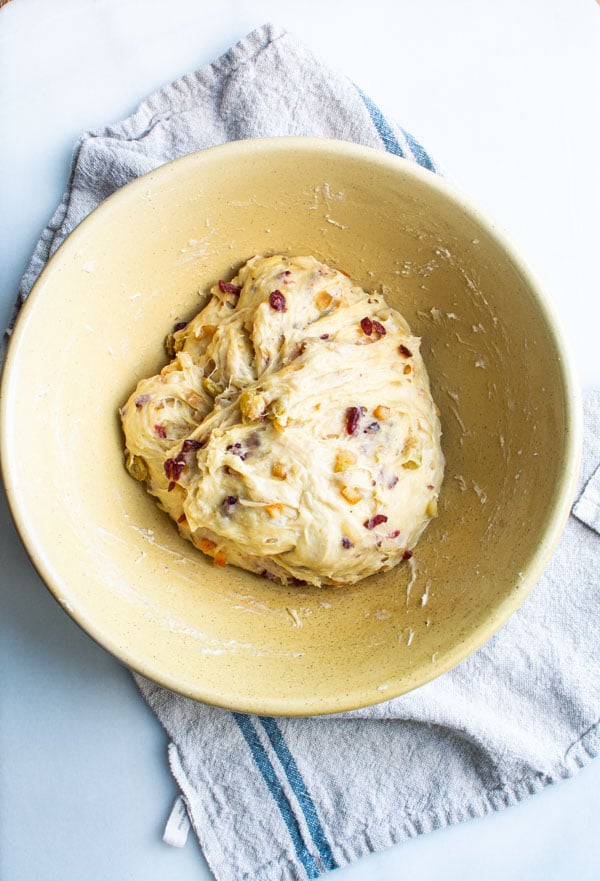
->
0;138;582;714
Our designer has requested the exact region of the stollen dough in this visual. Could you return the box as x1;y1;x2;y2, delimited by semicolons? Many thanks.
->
120;255;444;586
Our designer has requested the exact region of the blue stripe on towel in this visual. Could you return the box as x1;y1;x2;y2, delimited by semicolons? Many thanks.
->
355;85;405;157
400;126;436;172
355;85;436;172
232;713;321;879
259;717;338;870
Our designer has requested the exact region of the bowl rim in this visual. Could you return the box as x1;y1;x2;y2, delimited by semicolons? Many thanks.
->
0;136;584;715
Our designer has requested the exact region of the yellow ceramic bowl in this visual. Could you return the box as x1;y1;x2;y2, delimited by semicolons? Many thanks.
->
1;138;582;715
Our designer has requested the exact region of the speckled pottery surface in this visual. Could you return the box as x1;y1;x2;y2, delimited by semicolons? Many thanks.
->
0;138;582;715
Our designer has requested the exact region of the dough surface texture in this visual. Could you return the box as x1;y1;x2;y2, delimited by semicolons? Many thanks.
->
121;255;444;586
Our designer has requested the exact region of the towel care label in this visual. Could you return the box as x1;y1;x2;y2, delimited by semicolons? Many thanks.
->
573;464;600;535
163;796;191;848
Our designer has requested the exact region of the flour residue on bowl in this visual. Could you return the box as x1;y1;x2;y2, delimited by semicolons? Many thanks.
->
408;238;541;554
175;228;221;266
307;182;347;232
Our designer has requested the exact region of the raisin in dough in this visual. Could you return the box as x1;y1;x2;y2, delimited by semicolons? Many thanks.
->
120;255;444;586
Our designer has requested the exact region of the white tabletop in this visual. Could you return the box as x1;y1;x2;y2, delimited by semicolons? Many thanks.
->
1;1;599;879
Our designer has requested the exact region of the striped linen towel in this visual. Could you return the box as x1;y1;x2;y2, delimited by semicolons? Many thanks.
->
13;23;600;881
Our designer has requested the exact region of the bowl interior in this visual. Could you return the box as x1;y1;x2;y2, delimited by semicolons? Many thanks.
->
1;138;581;714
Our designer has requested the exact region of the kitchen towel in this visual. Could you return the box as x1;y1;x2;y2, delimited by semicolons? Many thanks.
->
11;22;599;881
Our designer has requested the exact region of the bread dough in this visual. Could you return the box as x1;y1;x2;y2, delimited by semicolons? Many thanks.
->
120;255;444;586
